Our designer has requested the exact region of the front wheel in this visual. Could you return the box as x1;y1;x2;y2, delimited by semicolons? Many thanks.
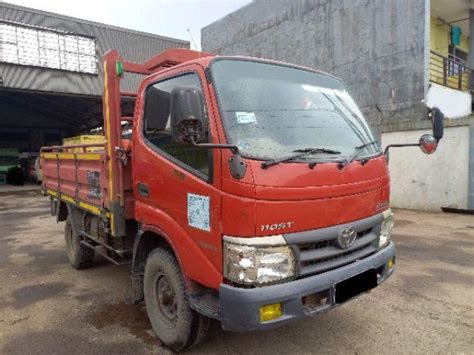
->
144;248;210;351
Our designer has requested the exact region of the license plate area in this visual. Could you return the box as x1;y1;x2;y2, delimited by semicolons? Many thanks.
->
334;269;377;304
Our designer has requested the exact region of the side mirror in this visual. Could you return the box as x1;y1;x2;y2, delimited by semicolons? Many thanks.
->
419;134;438;154
384;107;444;162
144;87;171;131
170;86;206;144
429;107;444;141
169;86;247;179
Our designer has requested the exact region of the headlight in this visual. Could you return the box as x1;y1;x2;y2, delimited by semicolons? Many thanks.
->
378;209;394;249
223;235;296;285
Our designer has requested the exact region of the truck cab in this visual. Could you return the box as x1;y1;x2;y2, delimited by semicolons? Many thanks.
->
41;49;443;351
133;51;395;327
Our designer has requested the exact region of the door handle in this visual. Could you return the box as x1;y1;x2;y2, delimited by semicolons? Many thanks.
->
137;182;149;197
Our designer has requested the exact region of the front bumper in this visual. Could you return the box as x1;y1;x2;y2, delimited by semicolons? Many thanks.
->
219;242;395;332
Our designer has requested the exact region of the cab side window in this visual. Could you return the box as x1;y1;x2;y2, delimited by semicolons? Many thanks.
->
143;73;210;177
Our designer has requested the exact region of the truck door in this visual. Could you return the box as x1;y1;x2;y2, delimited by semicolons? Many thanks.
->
133;67;222;278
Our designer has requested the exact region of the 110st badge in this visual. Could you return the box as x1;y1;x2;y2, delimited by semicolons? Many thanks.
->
260;221;295;232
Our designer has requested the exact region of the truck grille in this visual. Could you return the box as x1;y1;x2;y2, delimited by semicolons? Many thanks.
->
283;214;383;278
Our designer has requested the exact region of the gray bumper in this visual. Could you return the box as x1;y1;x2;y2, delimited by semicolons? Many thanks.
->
219;242;395;332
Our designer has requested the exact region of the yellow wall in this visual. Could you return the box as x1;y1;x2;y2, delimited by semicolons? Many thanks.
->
430;17;469;55
430;16;470;90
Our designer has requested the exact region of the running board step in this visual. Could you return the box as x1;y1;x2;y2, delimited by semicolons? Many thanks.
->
80;230;132;255
188;292;219;319
80;240;131;266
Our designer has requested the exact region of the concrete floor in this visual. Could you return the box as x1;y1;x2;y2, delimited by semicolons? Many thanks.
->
0;183;41;194
0;191;473;354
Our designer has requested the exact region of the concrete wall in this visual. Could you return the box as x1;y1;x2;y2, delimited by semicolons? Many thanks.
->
202;0;429;134
382;126;469;211
201;0;474;211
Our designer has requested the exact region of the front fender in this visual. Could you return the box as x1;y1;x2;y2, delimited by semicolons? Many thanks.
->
135;201;222;290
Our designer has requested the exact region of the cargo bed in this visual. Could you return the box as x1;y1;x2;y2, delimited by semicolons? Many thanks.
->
41;141;134;234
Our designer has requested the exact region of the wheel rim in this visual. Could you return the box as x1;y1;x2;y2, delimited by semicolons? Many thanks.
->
155;273;178;325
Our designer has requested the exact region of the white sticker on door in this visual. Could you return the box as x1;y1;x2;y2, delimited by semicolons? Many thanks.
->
236;111;257;124
187;193;210;232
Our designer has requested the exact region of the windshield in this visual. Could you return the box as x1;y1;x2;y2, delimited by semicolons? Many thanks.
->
211;59;379;161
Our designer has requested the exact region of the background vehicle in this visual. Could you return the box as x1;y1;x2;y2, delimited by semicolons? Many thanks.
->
34;156;43;183
18;152;40;183
40;49;443;351
0;148;22;185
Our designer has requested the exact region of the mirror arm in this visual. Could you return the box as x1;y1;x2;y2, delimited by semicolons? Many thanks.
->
189;137;240;154
189;137;246;179
383;143;420;155
384;143;420;163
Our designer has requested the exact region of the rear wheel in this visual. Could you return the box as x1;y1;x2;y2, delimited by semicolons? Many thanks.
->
144;248;210;351
64;218;95;269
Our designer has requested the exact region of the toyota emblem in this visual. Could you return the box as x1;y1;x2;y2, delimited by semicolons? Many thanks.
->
336;226;357;249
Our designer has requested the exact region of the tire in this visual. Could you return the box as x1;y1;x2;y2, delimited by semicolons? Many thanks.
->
64;219;95;269
144;248;210;352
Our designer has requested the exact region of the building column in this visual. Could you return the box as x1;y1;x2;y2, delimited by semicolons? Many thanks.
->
468;10;474;70
467;11;474;209
468;123;474;209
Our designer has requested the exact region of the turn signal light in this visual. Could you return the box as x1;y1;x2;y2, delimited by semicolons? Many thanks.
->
259;303;282;322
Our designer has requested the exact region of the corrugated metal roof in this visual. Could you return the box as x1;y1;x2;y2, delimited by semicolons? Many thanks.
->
0;2;190;96
0;2;189;44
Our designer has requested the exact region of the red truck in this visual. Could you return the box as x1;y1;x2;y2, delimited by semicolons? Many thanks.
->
41;49;443;351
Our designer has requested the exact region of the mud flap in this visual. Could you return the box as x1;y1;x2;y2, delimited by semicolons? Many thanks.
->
50;198;68;222
109;202;126;237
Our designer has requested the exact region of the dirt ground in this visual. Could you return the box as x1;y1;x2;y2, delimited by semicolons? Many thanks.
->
0;191;473;354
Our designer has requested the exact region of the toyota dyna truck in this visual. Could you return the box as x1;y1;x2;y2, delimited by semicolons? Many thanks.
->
41;49;443;351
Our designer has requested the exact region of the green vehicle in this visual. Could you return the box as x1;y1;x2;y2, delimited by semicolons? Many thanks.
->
0;148;20;185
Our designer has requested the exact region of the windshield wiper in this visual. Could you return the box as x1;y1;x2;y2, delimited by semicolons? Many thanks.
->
339;141;378;169
261;147;341;169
